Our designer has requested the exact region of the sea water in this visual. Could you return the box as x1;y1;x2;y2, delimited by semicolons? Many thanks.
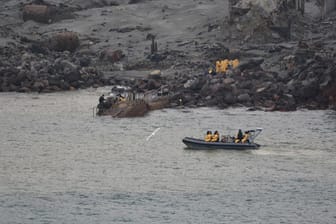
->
0;89;335;224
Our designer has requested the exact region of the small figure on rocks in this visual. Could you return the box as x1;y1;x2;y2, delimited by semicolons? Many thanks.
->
98;94;106;110
99;94;105;104
179;98;183;106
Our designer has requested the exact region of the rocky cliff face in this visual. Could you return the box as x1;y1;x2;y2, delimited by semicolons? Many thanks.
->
0;0;335;111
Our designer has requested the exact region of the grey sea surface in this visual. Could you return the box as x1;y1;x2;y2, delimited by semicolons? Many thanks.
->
0;89;336;224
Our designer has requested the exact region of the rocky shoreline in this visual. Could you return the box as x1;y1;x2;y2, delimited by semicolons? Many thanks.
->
0;0;335;111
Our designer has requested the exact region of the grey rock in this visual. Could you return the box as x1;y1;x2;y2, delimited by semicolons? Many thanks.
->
320;75;332;88
223;77;235;85
184;79;196;89
18;87;31;93
147;79;160;90
22;4;55;24
205;95;212;101
238;57;264;71
60;60;80;82
224;92;235;104
237;93;251;102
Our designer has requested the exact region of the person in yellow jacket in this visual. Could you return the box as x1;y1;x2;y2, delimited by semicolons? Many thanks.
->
211;130;220;142
242;131;250;143
215;61;221;73
231;59;239;69
205;131;212;142
220;59;229;73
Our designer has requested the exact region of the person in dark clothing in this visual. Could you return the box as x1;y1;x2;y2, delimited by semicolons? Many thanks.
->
99;94;105;104
98;94;106;110
235;129;243;143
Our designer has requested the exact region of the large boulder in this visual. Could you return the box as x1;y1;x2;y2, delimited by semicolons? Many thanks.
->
22;4;55;23
49;32;79;52
58;60;80;82
238;58;264;71
237;93;251;102
273;93;297;111
295;78;319;100
223;92;236;104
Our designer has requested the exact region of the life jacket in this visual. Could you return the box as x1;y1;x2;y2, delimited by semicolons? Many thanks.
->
242;133;249;143
205;134;212;142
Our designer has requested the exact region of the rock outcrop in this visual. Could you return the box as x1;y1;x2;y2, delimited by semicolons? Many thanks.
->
23;4;55;23
49;32;80;52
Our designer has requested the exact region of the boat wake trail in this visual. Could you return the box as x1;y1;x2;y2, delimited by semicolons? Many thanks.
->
146;128;160;141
